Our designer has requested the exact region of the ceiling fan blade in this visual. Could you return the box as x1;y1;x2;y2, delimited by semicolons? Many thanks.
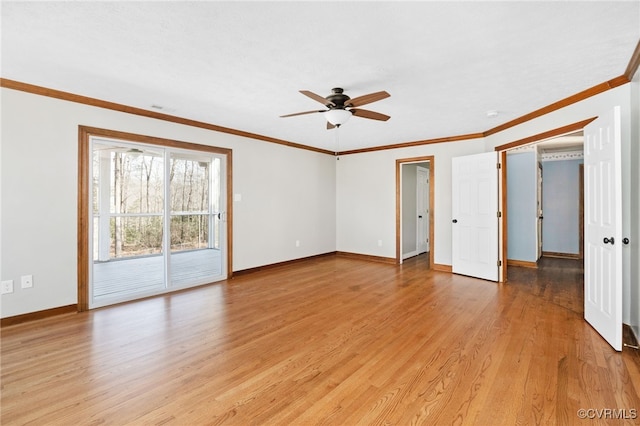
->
351;108;390;121
300;90;335;107
326;121;336;130
345;91;390;107
280;110;325;118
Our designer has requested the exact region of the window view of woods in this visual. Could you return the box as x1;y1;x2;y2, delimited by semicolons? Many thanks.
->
171;154;220;252
92;144;220;260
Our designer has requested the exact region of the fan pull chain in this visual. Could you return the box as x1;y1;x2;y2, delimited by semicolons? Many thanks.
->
335;125;340;160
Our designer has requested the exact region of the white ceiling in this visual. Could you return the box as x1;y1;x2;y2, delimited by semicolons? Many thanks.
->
2;1;638;152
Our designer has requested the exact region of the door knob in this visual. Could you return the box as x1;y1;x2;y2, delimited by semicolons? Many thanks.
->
603;237;615;245
452;219;458;223
623;238;630;245
418;215;423;218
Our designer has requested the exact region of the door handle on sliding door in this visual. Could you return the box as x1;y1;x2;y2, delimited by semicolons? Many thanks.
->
603;237;615;245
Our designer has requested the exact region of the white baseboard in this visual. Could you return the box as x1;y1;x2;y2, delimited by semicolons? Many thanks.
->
402;250;429;260
402;250;419;260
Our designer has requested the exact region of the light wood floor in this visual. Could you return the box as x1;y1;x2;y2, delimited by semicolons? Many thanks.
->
2;255;639;425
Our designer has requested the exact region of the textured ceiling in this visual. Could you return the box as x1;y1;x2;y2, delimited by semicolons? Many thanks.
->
2;1;639;152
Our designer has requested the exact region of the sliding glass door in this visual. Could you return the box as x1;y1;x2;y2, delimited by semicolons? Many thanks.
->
169;152;224;287
89;138;227;308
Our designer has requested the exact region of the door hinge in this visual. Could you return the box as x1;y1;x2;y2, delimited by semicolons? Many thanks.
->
497;163;501;169
497;260;502;267
497;211;502;218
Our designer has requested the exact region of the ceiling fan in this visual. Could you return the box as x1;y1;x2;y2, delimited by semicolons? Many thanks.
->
280;88;390;129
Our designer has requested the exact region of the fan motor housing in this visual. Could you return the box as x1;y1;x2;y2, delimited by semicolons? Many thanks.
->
326;88;350;108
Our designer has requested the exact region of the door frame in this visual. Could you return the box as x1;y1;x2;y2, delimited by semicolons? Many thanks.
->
396;156;435;266
494;118;596;281
537;161;543;260
579;164;584;259
77;126;233;311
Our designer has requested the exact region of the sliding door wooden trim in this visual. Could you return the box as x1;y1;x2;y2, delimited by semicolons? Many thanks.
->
77;126;233;311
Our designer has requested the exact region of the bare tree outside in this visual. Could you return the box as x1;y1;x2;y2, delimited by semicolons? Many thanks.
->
93;144;218;260
90;139;226;305
170;156;210;252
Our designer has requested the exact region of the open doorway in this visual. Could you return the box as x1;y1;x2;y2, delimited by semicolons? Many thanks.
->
505;132;584;268
396;156;434;267
502;132;586;313
497;113;627;351
495;118;596;281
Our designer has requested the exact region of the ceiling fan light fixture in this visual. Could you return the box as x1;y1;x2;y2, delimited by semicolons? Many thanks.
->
324;109;352;126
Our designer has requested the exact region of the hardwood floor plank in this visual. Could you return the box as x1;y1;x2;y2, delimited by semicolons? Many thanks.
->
2;255;639;425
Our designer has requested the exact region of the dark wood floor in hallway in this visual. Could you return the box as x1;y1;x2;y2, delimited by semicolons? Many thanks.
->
507;257;585;316
2;255;639;425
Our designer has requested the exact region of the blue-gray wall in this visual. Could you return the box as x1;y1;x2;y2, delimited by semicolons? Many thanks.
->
507;151;538;262
541;159;583;255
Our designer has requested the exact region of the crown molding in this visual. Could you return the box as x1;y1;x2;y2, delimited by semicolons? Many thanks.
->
0;78;334;156
625;39;640;80
494;117;596;152
1;65;633;157
483;75;629;138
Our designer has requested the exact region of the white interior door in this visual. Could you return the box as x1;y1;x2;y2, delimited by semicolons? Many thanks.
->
584;106;622;351
417;166;429;254
452;151;499;281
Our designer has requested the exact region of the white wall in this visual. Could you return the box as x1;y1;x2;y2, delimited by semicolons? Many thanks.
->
336;86;634;270
0;88;336;317
2;80;638;323
336;140;484;266
336;83;637;328
232;135;336;270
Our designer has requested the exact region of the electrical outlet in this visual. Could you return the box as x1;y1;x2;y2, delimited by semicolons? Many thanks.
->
295;240;300;247
378;240;383;247
1;280;14;294
21;275;33;289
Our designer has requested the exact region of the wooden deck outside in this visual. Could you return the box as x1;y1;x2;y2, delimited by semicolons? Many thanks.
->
93;248;222;299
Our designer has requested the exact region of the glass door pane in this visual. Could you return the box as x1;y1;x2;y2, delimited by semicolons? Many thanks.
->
169;152;224;287
89;138;227;308
90;140;165;306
